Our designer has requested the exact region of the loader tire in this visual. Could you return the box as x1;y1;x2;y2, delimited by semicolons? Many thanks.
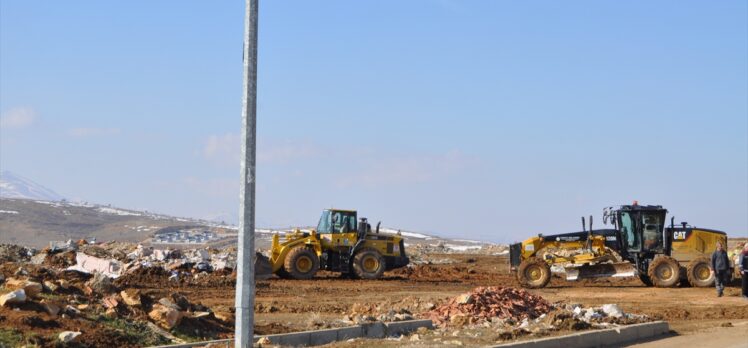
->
352;248;386;279
276;267;292;279
686;257;714;287
648;256;680;287
517;258;551;289
283;247;319;280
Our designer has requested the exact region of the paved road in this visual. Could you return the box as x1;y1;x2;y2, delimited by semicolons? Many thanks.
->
627;320;748;348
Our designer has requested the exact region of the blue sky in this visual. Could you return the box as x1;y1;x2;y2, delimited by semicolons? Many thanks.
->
1;1;746;243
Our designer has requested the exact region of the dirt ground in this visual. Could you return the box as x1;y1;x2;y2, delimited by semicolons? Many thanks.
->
139;253;748;345
3;251;747;347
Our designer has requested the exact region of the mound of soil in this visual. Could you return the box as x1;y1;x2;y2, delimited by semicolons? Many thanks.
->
42;250;77;268
114;266;171;288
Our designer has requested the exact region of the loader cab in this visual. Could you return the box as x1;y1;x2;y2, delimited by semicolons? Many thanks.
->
614;205;667;254
317;209;357;234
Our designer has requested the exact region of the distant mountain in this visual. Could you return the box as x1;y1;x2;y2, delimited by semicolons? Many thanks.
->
0;198;231;248
0;171;64;201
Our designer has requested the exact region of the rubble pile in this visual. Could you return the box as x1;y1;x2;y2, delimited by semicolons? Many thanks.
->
406;242;509;265
562;303;649;326
490;302;651;340
0;244;35;263
345;302;416;324
0;240;238;346
423;287;551;327
479;244;509;255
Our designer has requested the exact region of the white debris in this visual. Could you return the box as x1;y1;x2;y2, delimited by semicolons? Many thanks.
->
0;289;27;306
58;331;82;343
49;240;77;252
601;304;624;318
67;252;123;278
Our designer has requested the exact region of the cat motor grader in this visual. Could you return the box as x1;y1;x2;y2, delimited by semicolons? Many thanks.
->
257;209;410;280
510;203;731;288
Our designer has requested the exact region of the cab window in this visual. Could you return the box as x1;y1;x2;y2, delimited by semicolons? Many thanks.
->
621;212;639;251
332;211;357;233
641;214;663;251
317;210;332;233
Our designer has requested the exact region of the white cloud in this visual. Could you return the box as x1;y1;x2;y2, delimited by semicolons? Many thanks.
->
0;107;36;129
336;150;478;188
258;140;318;164
67;127;121;137
201;133;319;166
202;133;241;164
181;176;237;197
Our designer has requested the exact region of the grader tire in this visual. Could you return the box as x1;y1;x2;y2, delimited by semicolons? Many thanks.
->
517;258;551;289
648;256;680;287
283;247;319;280
352;248;386;279
686;257;714;287
639;274;654;287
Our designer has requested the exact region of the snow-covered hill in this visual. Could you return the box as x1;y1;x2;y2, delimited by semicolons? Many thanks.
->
0;171;64;201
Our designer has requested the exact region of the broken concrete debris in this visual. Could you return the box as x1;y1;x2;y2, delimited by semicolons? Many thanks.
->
149;304;185;329
67;252;123;278
5;277;43;298
85;271;116;294
121;289;142;306
0;289;27;306
58;331;82;343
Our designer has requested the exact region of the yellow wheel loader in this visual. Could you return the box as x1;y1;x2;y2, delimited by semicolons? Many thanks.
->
510;203;732;288
257;209;409;280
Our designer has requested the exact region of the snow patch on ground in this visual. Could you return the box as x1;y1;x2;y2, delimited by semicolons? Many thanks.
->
97;207;142;216
34;200;64;208
444;244;483;251
379;228;434;239
451;239;486;244
66;201;95;208
0;210;19;214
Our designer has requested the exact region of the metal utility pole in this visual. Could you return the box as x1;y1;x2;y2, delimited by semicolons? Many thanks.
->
235;0;258;347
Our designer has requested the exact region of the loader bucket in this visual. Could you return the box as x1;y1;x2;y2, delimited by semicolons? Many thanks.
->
564;262;636;281
254;252;273;280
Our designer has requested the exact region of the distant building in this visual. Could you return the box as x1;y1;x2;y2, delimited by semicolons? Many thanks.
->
152;228;220;245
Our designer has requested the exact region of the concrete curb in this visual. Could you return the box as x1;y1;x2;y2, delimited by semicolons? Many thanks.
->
149;319;433;348
258;319;433;346
490;321;670;348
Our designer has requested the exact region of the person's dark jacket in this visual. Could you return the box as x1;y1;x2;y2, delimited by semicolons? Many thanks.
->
711;250;729;271
740;251;748;274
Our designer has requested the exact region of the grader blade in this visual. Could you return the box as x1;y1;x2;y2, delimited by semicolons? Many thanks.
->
254;252;273;280
564;262;636;281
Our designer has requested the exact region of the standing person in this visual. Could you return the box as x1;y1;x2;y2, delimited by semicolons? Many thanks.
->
711;241;730;297
740;243;748;299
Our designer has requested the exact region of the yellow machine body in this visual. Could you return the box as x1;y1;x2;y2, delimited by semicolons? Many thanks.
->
670;228;728;266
